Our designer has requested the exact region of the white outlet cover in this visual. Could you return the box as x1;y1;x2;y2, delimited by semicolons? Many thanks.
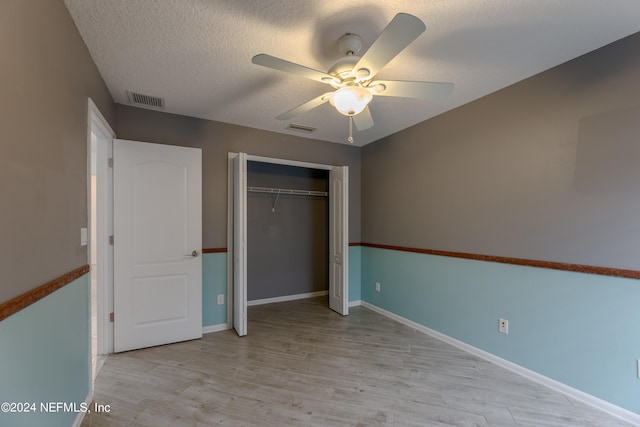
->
499;318;509;334
217;294;224;305
80;227;88;246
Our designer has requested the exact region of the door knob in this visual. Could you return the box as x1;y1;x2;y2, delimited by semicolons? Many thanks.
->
185;250;198;258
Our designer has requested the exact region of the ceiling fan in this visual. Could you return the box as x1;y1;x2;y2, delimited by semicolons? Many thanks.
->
252;13;454;143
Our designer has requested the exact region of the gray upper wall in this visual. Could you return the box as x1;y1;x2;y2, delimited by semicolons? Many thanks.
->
362;31;640;271
1;0;114;303
114;105;361;248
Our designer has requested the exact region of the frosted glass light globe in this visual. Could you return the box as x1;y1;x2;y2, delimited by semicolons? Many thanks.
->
329;86;373;116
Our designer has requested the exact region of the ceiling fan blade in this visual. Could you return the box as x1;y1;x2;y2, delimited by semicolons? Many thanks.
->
370;80;454;99
252;54;337;85
353;106;374;131
276;92;332;121
353;13;426;81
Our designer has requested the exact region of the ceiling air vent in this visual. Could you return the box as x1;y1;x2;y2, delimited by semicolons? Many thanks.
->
287;123;316;133
127;91;165;110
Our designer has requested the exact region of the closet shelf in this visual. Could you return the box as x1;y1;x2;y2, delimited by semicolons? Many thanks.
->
247;186;328;197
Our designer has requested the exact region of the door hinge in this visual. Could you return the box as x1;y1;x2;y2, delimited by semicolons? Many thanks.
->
109;312;114;322
108;158;113;168
109;235;114;245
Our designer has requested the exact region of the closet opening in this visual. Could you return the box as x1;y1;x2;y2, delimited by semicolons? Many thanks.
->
246;161;329;306
228;152;349;336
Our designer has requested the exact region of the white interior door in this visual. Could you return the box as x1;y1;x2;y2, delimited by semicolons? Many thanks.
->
329;166;349;315
233;152;248;336
113;139;202;352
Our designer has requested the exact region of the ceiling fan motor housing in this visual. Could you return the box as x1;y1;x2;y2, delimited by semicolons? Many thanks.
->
337;33;363;56
328;56;361;83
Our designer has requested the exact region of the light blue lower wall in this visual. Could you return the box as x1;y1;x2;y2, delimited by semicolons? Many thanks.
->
349;245;361;302
202;247;362;326
202;252;228;327
362;246;640;415
0;275;90;427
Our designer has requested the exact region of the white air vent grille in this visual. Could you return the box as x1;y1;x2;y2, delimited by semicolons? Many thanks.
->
287;123;316;133
127;91;165;110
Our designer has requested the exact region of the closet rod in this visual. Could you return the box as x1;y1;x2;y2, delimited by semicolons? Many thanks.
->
247;186;328;197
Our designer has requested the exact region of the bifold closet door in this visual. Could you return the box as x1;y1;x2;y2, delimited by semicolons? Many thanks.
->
329;166;349;316
233;152;248;336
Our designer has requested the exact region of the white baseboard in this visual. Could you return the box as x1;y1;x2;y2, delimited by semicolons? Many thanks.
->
72;391;93;427
360;301;640;426
202;323;231;334
349;300;362;307
247;290;328;306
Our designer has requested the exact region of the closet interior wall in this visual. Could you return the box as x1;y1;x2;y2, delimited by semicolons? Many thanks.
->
247;161;329;302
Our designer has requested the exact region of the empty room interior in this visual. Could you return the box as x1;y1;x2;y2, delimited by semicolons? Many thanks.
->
3;1;640;426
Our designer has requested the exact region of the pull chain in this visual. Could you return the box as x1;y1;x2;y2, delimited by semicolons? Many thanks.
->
347;116;354;143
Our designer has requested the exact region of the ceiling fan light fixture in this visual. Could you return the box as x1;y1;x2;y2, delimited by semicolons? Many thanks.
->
329;86;373;116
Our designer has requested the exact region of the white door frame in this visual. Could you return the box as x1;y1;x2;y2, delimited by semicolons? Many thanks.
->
226;153;349;329
87;98;115;358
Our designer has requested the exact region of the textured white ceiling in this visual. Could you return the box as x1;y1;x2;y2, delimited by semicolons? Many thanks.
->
64;0;640;146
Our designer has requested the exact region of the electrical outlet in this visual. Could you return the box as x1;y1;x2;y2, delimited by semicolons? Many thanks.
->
217;294;224;305
499;318;509;334
375;282;381;292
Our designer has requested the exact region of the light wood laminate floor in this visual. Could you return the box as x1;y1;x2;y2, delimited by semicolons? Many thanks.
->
82;297;635;426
